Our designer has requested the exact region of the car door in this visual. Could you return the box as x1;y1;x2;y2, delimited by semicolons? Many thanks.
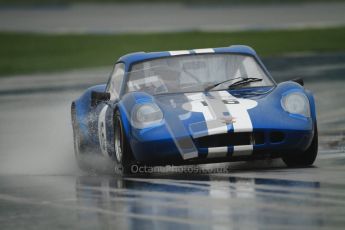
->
97;63;125;158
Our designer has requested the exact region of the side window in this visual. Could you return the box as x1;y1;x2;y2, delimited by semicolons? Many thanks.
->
107;63;125;100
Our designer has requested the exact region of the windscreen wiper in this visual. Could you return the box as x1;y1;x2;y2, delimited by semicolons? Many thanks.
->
204;77;244;91
228;77;262;89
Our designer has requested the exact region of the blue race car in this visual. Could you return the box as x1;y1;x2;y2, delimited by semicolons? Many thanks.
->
71;45;318;173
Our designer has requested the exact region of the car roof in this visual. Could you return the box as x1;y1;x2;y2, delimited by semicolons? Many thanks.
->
117;45;258;67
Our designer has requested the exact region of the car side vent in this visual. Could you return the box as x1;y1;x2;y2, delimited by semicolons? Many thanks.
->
195;132;265;148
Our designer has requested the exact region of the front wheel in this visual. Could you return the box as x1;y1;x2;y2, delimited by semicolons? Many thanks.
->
282;124;318;167
114;111;135;174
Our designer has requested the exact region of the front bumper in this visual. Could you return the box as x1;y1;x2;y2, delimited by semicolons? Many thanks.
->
129;125;315;165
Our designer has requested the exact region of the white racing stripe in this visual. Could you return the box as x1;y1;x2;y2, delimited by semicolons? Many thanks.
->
193;48;215;54
165;93;199;160
208;147;228;158
202;93;228;137
170;49;214;56
169;50;190;56
184;93;228;138
218;91;254;133
214;91;255;156
184;92;214;121
184;93;217;139
233;145;253;157
206;120;228;136
183;93;228;158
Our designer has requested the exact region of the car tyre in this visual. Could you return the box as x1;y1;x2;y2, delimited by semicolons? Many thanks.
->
114;111;135;174
71;105;91;171
282;124;318;167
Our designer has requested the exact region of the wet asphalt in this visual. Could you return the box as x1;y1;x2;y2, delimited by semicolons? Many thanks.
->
0;2;345;33
0;54;344;229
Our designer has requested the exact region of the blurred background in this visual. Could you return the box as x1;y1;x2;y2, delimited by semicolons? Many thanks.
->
0;0;345;229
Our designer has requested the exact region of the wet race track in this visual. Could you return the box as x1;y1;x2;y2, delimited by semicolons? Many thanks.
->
1;2;345;33
0;54;345;229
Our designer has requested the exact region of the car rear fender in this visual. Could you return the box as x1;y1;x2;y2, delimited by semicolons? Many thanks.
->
73;84;107;142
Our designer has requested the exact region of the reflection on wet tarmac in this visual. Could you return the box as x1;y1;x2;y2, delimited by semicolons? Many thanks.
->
73;173;345;230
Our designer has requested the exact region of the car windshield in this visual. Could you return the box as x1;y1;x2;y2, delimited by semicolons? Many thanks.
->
126;54;274;95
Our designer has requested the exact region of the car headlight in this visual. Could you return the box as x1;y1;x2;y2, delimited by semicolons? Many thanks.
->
132;103;163;128
281;92;310;117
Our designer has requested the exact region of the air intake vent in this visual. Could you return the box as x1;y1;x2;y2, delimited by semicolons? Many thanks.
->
269;132;285;143
195;132;265;148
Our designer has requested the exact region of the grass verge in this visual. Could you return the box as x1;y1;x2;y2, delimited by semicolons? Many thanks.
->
1;27;345;76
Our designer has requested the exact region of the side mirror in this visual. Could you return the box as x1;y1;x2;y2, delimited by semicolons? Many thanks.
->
292;78;304;86
91;91;110;106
